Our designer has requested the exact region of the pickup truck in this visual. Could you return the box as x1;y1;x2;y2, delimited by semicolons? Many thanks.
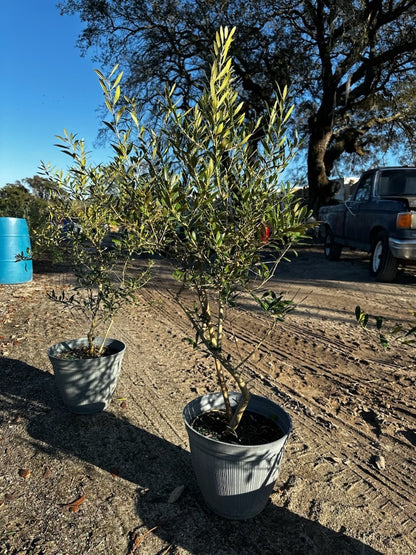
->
319;166;416;282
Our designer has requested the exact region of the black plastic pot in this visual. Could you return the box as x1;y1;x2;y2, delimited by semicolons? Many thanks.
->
183;391;292;520
47;337;126;414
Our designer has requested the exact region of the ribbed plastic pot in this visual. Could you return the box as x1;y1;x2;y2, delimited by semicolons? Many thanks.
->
183;391;292;520
47;337;126;415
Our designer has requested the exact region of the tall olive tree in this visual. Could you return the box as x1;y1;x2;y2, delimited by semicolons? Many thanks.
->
146;26;311;430
60;0;416;213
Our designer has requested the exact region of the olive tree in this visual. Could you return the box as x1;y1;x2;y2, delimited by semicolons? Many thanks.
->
37;69;161;356
147;27;311;430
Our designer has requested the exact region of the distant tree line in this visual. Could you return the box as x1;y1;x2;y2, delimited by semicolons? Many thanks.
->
0;176;54;237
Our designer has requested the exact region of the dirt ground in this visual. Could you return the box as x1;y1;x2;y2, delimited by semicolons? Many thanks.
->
1;244;415;555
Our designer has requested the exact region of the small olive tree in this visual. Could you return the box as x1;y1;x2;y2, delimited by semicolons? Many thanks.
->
356;305;416;350
37;68;160;356
148;27;312;431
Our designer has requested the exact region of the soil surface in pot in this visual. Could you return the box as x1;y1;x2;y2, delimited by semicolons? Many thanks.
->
55;345;118;360
191;409;284;445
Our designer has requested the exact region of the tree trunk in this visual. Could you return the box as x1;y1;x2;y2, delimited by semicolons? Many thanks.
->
307;113;334;217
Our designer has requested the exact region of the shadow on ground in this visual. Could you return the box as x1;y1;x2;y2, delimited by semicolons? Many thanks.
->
1;358;382;555
269;243;416;285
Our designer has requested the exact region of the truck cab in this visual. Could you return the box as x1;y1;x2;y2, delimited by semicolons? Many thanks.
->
319;167;416;281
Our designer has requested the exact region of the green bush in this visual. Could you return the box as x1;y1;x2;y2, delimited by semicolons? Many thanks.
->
0;182;48;237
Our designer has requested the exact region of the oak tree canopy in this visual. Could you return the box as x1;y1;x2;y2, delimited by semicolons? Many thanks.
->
60;0;416;212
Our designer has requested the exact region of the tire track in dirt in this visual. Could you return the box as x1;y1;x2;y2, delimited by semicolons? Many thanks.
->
2;257;416;553
137;274;416;551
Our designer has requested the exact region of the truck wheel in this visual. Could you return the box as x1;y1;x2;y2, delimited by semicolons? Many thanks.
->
370;232;398;282
324;230;342;261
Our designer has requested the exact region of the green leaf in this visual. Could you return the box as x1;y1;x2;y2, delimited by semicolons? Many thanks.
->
391;324;403;335
109;64;119;78
114;85;121;104
112;71;123;89
355;306;368;328
110;143;124;156
97;78;108;94
105;98;113;113
115;106;126;123
94;69;105;80
130;110;139;127
103;120;116;133
379;334;389;349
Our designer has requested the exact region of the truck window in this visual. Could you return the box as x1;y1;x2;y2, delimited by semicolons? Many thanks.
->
354;175;373;201
378;169;416;196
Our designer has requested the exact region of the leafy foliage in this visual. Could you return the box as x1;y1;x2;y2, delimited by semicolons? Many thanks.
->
24;175;59;200
60;0;416;211
36;70;161;356
148;27;311;429
0;182;49;241
28;24;309;422
355;305;416;351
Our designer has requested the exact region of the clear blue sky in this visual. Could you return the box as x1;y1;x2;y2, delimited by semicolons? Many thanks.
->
0;1;114;188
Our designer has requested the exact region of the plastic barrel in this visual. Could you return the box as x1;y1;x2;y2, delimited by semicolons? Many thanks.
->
0;217;33;284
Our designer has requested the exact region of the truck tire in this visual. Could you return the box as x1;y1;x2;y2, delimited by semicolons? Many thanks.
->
370;232;398;282
324;230;342;261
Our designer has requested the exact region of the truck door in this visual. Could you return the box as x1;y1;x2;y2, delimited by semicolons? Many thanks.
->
344;173;375;248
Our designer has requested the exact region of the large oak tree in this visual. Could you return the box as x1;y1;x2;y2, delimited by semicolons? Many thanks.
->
60;0;416;212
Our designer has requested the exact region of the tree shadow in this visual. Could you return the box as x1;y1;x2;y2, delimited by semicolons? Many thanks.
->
32;259;73;275
271;244;416;285
1;358;383;554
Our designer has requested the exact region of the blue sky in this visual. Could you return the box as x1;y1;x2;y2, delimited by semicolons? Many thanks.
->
0;1;114;188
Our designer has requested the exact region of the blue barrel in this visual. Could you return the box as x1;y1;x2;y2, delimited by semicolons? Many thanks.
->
0;217;33;284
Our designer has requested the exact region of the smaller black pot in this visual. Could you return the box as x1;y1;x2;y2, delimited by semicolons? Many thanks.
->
47;337;126;414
